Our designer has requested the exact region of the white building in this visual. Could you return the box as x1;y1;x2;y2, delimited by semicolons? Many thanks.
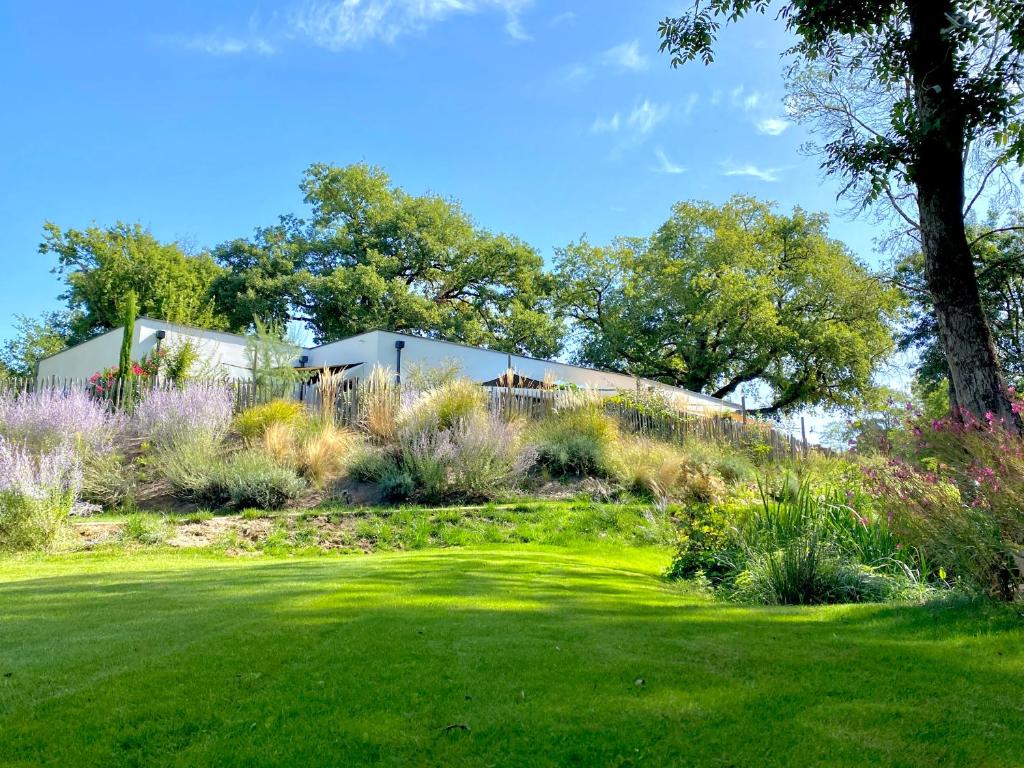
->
36;317;738;416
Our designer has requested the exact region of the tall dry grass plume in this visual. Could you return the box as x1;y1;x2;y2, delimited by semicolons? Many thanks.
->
315;366;347;425
358;365;400;443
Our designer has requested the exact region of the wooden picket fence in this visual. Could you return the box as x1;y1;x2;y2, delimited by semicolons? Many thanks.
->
1;375;823;462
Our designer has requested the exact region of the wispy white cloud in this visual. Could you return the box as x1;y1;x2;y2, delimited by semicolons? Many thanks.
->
504;14;531;40
178;33;277;55
682;92;699;118
756;117;791;136
560;62;592;86
289;0;533;49
721;161;782;182
603;40;648;72
627;99;670;135
179;0;534;55
653;148;686;175
729;85;763;112
590;112;621;133
549;10;575;26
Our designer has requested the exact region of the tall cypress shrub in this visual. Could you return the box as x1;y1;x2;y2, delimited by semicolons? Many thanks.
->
118;291;138;406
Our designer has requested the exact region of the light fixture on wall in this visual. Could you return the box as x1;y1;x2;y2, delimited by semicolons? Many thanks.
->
155;329;166;354
394;340;405;384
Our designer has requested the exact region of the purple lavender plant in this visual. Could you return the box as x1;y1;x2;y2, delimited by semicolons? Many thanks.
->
0;436;82;550
0;437;83;499
0;388;120;454
399;412;535;500
135;384;233;448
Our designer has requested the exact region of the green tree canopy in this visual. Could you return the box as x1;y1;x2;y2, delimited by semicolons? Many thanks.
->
0;312;73;378
658;0;1024;428
555;196;901;414
214;164;563;357
42;222;228;342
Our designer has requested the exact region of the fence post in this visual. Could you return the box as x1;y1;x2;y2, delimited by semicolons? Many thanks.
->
741;395;747;424
801;416;808;459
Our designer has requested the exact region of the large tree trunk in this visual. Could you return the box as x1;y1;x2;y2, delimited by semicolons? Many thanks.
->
907;0;1019;430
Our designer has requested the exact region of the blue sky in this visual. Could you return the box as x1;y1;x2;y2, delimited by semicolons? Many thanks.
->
0;0;881;350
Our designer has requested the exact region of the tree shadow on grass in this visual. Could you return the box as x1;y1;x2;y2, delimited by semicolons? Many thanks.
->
1;549;1022;767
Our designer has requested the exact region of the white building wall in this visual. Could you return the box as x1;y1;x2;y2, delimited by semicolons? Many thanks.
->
304;330;383;370
36;318;257;382
135;320;254;381
36;327;125;382
34;322;736;414
303;331;737;415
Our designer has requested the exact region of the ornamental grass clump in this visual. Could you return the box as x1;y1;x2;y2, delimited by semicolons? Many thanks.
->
608;436;728;505
0;388;120;454
135;384;233;449
399;379;487;435
233;399;309;440
727;482;903;605
259;420;361;487
668;476;915;605
0;437;82;552
358;365;400;443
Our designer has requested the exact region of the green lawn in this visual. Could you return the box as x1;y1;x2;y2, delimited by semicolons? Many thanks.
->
1;546;1022;767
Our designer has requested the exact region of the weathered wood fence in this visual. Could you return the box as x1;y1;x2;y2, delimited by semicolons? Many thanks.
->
1;376;824;462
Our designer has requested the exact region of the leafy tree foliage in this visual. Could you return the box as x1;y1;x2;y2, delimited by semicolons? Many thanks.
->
42;222;228;342
659;0;1024;428
214;164;563;357
0;312;73;378
210;223;303;333
555;197;901;414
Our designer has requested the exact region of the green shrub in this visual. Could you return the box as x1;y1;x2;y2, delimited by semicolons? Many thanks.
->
156;436;220;499
0;489;74;552
666;503;742;581
349;447;399;482
378;465;418;501
389;413;535;502
121;513;167;545
532;406;618;477
80;449;135;509
715;453;755;483
233;399;309;440
208;451;306;510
